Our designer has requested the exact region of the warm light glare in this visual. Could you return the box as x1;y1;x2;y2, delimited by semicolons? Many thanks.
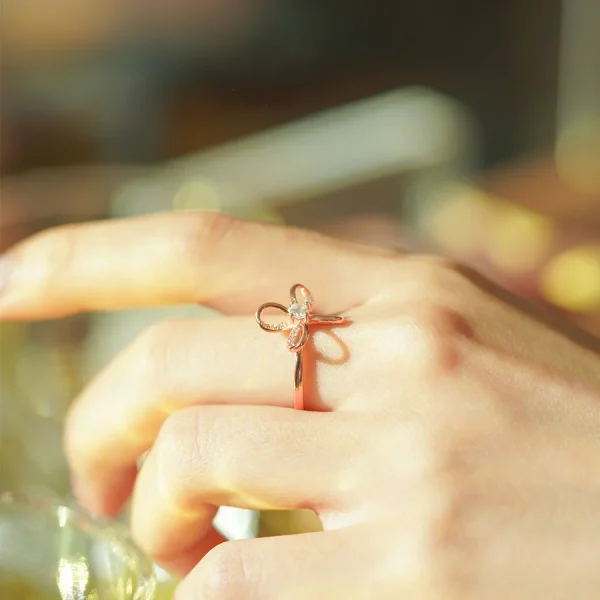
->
486;204;555;274
427;184;493;255
540;245;600;311
172;180;221;212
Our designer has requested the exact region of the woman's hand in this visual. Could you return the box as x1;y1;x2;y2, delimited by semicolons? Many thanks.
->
1;212;600;599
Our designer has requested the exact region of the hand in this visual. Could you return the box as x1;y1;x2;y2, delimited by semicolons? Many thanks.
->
1;212;599;599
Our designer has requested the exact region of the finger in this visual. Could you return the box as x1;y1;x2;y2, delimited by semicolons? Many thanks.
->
129;405;357;573
0;211;393;320
175;526;419;600
64;314;351;516
155;514;228;578
176;531;353;599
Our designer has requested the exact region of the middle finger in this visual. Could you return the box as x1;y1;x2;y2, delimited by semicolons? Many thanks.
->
130;405;357;575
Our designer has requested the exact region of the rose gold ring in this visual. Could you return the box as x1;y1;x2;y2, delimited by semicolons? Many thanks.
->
256;284;345;410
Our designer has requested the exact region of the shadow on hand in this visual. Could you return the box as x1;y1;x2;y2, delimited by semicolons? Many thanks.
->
303;320;353;411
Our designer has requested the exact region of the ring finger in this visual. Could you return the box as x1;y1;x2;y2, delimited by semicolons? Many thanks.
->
65;315;353;516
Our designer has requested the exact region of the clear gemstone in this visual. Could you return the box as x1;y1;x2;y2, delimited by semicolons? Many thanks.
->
289;302;309;319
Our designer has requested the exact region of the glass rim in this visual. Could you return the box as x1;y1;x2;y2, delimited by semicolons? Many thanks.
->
0;490;156;595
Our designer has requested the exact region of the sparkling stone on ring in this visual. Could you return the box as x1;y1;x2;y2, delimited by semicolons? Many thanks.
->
289;302;309;320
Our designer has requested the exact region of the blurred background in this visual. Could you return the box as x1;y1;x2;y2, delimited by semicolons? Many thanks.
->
1;0;599;596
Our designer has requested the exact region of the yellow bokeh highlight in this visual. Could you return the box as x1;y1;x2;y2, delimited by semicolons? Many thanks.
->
540;245;600;312
172;180;221;212
171;178;286;225
427;184;493;255
486;203;555;274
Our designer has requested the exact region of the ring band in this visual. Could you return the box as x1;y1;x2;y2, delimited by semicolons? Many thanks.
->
256;284;345;410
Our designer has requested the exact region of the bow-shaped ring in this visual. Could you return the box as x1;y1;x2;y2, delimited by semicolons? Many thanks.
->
256;284;344;352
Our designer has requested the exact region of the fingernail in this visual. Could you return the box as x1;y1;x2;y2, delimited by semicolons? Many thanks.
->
0;254;14;295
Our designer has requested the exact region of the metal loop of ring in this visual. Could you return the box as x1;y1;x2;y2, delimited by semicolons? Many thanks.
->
256;284;345;409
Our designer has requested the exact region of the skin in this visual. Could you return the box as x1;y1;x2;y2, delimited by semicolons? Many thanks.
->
1;211;599;599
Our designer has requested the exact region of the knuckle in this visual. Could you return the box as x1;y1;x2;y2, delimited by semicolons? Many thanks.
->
420;424;502;600
132;319;184;385
428;424;481;513
153;409;207;511
422;522;472;600
197;543;246;600
426;500;477;600
412;303;471;341
179;211;239;266
392;304;470;375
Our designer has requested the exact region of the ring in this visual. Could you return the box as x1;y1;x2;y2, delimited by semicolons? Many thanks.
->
255;284;345;410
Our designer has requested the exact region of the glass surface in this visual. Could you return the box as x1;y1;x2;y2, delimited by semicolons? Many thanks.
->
0;493;155;600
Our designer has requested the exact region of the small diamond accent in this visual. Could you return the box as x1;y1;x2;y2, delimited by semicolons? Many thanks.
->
289;302;309;319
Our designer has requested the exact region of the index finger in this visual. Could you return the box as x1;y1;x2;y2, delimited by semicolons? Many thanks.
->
0;211;393;320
